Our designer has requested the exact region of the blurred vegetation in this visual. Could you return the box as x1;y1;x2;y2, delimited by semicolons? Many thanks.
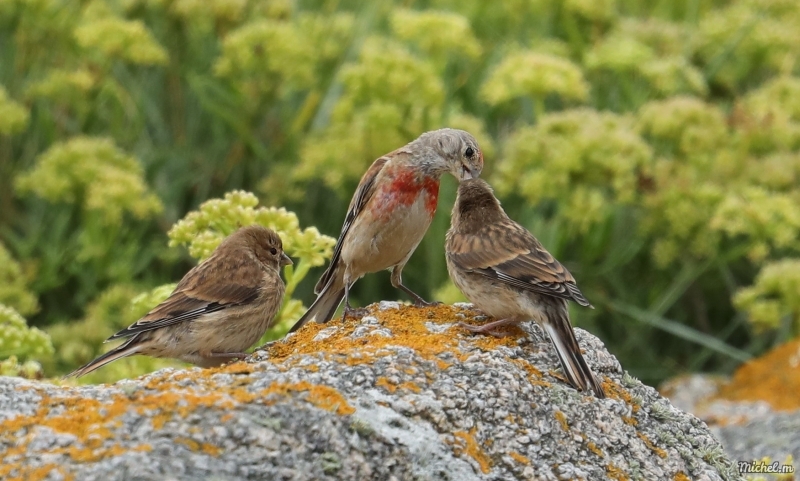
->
1;0;799;385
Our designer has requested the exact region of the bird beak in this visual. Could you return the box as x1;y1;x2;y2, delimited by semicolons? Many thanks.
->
460;164;478;181
281;253;293;266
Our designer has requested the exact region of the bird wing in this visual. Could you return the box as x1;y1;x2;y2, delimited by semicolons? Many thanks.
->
447;221;592;307
107;250;265;340
314;150;403;293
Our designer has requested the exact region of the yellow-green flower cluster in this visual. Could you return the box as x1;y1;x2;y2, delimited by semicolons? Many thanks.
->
214;19;315;100
711;187;800;262
391;9;481;63
168;190;335;331
15;137;163;225
481;51;589;107
493;108;652;232
167;190;333;263
734;259;800;333
295;37;446;192
696;1;800;90
637;96;728;156
0;304;53;362
585;19;706;97
0;242;39;316
564;0;616;24
0;86;29;135
75;17;168;66
736;76;800;155
25;68;97;108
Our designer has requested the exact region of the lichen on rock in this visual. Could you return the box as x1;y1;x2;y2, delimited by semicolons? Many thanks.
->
0;303;741;480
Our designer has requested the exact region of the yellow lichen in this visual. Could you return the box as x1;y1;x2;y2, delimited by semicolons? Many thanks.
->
674;472;691;481
265;304;521;369
717;338;800;411
452;427;492;474
603;379;640;413
261;380;355;415
637;432;667;458
375;377;422;394
587;440;604;457
606;463;630;481
554;410;569;431
176;437;222;456
510;451;530;465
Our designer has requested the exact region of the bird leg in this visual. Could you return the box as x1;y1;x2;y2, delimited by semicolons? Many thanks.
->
342;275;368;321
205;351;249;359
459;317;523;338
390;267;440;307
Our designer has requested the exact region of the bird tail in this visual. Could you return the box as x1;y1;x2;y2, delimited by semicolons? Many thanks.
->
65;337;141;378
543;308;605;398
289;276;345;334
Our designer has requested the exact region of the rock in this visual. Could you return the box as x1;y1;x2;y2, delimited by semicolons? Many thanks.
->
1;304;742;481
661;374;799;469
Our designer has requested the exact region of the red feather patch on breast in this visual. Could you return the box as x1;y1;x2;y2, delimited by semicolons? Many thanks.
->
377;169;440;217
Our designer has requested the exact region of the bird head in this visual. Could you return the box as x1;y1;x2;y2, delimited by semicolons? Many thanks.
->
418;128;484;181
452;178;506;230
235;225;293;269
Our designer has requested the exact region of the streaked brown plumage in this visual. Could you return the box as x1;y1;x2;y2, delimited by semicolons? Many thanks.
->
68;225;292;378
289;128;483;333
445;179;604;398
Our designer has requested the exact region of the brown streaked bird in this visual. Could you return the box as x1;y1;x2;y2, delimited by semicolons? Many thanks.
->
68;225;292;378
289;128;483;334
445;179;605;398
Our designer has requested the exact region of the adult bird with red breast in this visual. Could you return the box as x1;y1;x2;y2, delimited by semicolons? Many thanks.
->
289;128;484;333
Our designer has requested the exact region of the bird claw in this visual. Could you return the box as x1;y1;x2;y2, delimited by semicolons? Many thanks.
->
253;340;278;352
457;321;513;338
414;299;442;308
343;306;369;321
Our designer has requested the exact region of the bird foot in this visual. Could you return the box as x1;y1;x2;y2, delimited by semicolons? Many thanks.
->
457;321;513;338
206;351;249;359
253;340;278;352
342;306;369;321
414;299;442;308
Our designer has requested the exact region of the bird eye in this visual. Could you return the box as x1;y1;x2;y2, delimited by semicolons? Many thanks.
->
270;248;278;255
465;147;474;158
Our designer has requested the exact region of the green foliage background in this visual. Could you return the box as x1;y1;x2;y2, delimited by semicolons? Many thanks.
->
2;0;799;385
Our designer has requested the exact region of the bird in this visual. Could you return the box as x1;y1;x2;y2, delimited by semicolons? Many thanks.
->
444;179;605;398
289;128;483;334
68;225;292;377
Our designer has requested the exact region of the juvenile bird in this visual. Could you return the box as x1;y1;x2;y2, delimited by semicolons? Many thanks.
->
68;225;292;377
445;179;605;398
290;128;483;333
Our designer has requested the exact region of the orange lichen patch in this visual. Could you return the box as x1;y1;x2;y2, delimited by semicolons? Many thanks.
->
470;326;526;352
509;358;552;388
265;304;516;371
606;463;630;481
622;415;638;427
674;472;691;481
176;437;222;456
717;337;800;411
452;427;493;474
261;380;355;415
14;464;75;481
637;432;667;459
376;377;397;393
602;380;640;413
554;410;569;431
586;441;604;457
375;377;422;394
510;451;530;465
